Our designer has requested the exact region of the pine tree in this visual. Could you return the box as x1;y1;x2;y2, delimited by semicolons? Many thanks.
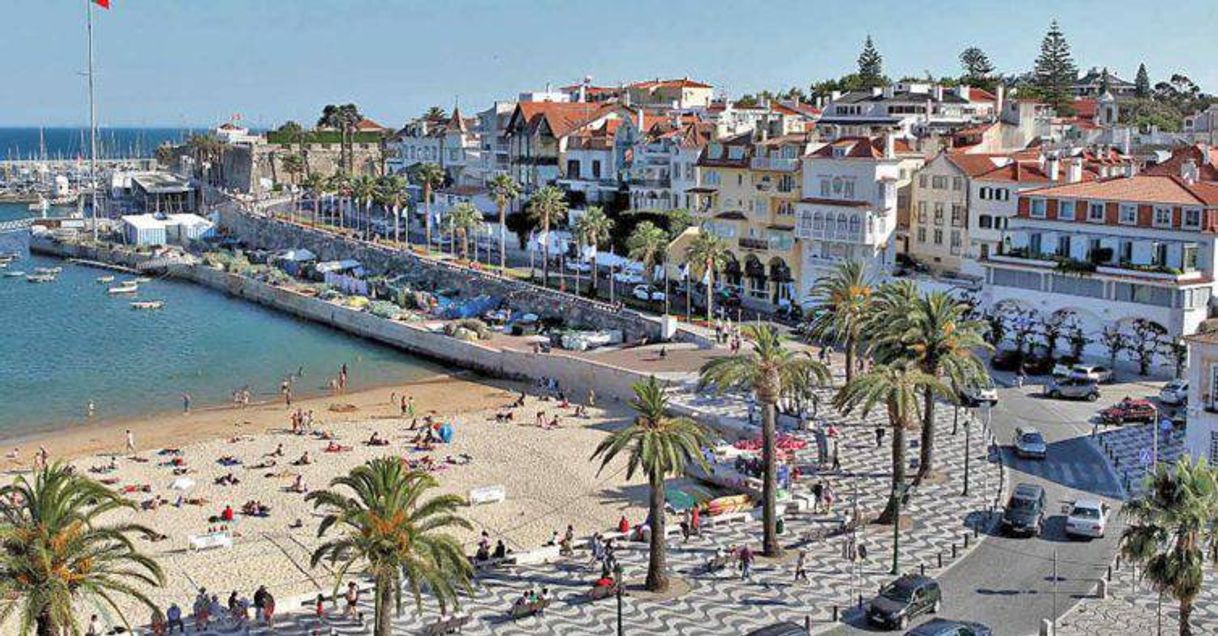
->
857;36;885;89
1099;67;1112;95
1033;20;1078;113
1135;62;1151;99
959;46;996;91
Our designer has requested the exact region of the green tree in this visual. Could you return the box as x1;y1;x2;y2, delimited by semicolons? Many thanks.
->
424;106;448;120
857;35;886;89
685;229;731;323
0;464;165;635
699;325;829;556
1120;457;1218;636
834;361;949;524
627;221;670;310
573;206;614;296
377;174;410;244
303;172;328;226
318;103;363;172
447;201;482;261
1033;20;1078;113
413;163;446;250
280;152;306;185
805;260;875;384
591;376;710;592
869;286;991;483
352;174;379;237
1135;62;1152;99
327;170;351;229
959;46;996;90
488;174;520;271
308;459;473;636
525;186;568;288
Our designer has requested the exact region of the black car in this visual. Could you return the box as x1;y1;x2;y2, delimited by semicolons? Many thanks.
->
745;621;806;636
904;618;993;636
867;574;942;630
1001;483;1046;537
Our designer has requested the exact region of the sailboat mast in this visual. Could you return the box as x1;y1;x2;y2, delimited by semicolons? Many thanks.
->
87;0;99;238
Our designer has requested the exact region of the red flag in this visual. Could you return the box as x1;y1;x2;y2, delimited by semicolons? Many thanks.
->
94;0;110;8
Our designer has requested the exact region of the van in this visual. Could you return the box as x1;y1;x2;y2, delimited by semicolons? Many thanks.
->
1001;483;1046;537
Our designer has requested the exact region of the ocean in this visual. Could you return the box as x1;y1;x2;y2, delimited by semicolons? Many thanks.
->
0;127;206;161
0;201;442;436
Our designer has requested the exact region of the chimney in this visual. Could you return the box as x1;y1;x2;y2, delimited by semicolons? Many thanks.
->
637;108;644;132
1182;159;1199;184
1046;153;1060;181
830;90;842;102
932;85;944;101
871;86;883;97
1037;152;1046;170
882;85;895;99
884;131;896;159
579;79;587;103
996;85;1005;117
1065;157;1083;183
1200;143;1213;166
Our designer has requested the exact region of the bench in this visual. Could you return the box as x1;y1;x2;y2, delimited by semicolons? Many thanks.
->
468;485;506;506
422;614;472;635
703;511;753;528
187;531;232;551
507;598;551;619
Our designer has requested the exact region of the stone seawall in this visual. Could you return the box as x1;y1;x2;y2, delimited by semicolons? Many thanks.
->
216;209;668;343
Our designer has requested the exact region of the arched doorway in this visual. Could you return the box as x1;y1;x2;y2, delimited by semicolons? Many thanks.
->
769;257;793;305
744;255;767;301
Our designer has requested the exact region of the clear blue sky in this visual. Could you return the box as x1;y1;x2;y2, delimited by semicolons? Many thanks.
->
4;0;1215;128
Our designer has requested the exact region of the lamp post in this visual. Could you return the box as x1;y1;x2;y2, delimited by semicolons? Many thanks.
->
963;408;973;497
890;483;908;575
614;562;624;636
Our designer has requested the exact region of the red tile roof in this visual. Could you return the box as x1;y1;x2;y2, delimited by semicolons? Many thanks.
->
807;136;913;159
1021;174;1218;206
630;78;712;90
512;101;613;139
354;118;387;132
969;88;998;103
1143;144;1218;182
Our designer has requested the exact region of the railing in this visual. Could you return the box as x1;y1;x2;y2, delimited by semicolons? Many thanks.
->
629;178;671;189
738;237;769;250
0;218;33;233
749;156;799;171
794;226;866;244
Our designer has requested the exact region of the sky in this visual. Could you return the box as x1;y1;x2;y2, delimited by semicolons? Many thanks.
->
3;0;1216;128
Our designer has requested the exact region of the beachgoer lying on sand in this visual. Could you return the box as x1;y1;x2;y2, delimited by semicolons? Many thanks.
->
249;459;276;469
182;497;209;506
315;430;335;441
128;455;150;463
366;432;389;446
445;453;473;466
288;475;307;493
214;473;240;486
575;405;588;418
324;441;352;453
289;518;303;529
99;477;120;485
141;496;166;511
218;455;242;467
494;410;515;423
120;484;152;494
159;448;182;456
171;467;192;476
292;452;313;466
266;444;284;458
241;501;271;517
4;448;17;460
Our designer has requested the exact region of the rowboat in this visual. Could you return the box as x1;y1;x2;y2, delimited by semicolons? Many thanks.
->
4;271;25;278
26;274;57;283
96;275;115;283
130;300;164;310
108;281;139;294
33;266;62;275
135;276;152;283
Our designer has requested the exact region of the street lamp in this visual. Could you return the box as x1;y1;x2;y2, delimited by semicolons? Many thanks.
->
890;483;909;575
614;562;624;636
963;408;974;497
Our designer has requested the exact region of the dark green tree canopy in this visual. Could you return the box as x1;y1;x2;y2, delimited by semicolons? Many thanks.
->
1033;20;1078;113
1135;62;1151;98
857;35;886;89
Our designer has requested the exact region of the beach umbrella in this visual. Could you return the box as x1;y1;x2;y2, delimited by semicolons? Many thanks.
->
664;487;697;511
170;477;196;491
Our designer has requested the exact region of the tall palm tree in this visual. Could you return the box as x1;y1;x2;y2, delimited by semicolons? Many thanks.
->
591;376;710;592
526;186;568;288
833;360;948;524
327;171;352;230
303;172;328;226
574;206;614;297
627;221;671;312
351;175;379;237
685;229;731;323
448;202;482;262
488;174;520;272
308;459;473;636
806;260;875;384
414;163;446;251
869;287;991;483
0;464;165;635
1121;457;1218;636
377;175;410;245
699;324;829;556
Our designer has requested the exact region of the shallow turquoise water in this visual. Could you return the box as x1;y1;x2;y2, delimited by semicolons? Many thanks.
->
0;202;442;436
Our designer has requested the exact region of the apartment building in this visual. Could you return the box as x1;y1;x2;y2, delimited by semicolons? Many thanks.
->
387;109;480;183
817;83;996;139
1184;332;1218;464
907;153;984;273
504;101;618;194
626;78;714;109
986;172;1218;346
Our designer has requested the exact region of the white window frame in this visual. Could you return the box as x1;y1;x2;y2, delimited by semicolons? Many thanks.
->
1183;207;1202;229
1119;203;1138;225
1029;198;1047;219
1088;201;1106;222
1058;200;1075;221
1153;206;1173;228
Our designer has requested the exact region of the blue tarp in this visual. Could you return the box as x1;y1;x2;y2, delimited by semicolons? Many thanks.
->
438;294;501;320
438;422;454;443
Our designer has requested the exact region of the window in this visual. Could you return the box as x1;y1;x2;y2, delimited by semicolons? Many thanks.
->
917;201;927;223
1058;200;1076;221
996;188;1010;202
736;174;743;186
849;215;861;237
1119;203;1138;225
1184;207;1202;229
1210;432;1218;466
843;179;855;199
934;203;944;224
1029;233;1042;254
1184;244;1199;271
705;171;720;185
1153;206;1172;228
978;214;993;229
950;230;962;254
1152;242;1168;266
1029;198;1046;218
592;160;601;179
1056;235;1071;257
812;211;824;231
952;176;964;191
932;175;948;189
980;186;991;200
951;204;964;227
917;227;927;242
566;159;580;177
1088;201;1106;222
933;228;943;245
820;178;831;197
1119;240;1133;262
918;174;928;188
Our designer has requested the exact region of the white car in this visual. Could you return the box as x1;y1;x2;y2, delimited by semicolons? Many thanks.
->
1070;365;1114;384
1159;379;1188;406
632;285;665;302
963;380;999;406
613;271;644;285
1064;498;1108;539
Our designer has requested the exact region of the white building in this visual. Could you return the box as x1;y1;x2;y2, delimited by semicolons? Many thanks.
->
387;109;481;184
1184;332;1218;464
122;213;214;246
817;83;997;139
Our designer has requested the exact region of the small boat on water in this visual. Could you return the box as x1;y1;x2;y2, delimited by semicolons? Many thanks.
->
33;266;62;275
26;274;56;283
96;275;115;283
108;281;139;294
4;271;25;278
130;300;164;310
135;276;152;284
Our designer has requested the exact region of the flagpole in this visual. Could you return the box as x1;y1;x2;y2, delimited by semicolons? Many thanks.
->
87;0;99;240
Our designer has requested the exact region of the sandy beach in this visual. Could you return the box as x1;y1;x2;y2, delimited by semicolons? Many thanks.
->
1;371;651;621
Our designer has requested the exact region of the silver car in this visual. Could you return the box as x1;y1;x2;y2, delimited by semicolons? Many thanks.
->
1013;427;1047;459
1045;377;1100;401
1070;365;1114;384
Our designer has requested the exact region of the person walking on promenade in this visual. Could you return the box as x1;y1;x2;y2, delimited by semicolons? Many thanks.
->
875;425;885;448
343;582;359;618
126;429;135;453
794;549;809;583
739;544;755;581
181;393;191;413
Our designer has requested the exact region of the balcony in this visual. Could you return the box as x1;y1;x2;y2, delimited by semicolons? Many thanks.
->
750;156;800;171
630;178;671;189
987;249;1206;284
739;237;769;250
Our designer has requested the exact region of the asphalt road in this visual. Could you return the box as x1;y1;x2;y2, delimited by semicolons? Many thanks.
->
829;377;1164;636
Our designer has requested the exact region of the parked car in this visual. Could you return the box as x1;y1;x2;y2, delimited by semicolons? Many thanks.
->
632;285;665;302
1044;377;1100;401
612;271;645;285
1159;379;1189;406
1064;498;1109;539
715;288;742;308
564;260;592;273
745;622;808;636
962;378;999;406
1070;364;1114;384
866;574;942;630
1001;483;1046;537
1013;427;1048;460
905;618;993;636
1100;398;1157;425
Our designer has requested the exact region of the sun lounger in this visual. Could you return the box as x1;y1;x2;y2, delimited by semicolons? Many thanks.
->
188;531;233;551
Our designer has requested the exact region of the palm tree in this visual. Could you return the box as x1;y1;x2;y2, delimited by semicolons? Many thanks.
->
869;287;991;483
448;202;482;262
308;458;473;636
627;221;671;312
591;376;710;592
414;163;445;251
303;172;328;226
351;175;379;238
526;186;568;288
378;175;410;245
0;464;165;635
281;153;306;186
685;229;731;323
699;324;829;556
1121;457;1218;636
834;360;949;524
327;171;351;230
574;206;614;297
806;260;875;384
488;174;520;271
318;103;363;173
